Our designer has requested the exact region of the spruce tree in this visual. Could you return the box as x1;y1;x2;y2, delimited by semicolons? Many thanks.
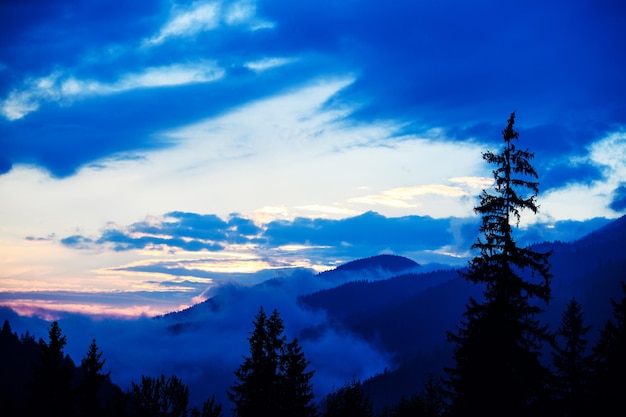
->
228;306;316;417
28;321;76;416
550;298;593;416
445;112;552;417
590;282;626;416
78;338;111;416
190;395;223;417
320;379;372;417
228;307;275;416
281;338;317;417
130;374;189;417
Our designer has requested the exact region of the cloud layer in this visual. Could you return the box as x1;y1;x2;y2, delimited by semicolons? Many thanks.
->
2;0;625;182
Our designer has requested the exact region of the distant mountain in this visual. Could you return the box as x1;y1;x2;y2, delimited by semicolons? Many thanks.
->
169;254;420;323
298;215;626;409
300;269;457;322
328;254;420;274
6;217;622;413
144;215;626;410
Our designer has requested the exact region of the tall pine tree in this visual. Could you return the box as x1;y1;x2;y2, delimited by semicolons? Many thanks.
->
590;282;626;416
445;112;552;417
28;321;76;416
228;307;316;417
550;298;593;417
77;338;111;417
320;379;373;417
130;374;189;417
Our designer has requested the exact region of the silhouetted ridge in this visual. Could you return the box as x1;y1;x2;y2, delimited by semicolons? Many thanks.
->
301;269;455;320
327;254;420;274
574;213;626;247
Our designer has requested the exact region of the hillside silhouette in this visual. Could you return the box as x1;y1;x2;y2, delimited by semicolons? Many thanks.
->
1;214;625;414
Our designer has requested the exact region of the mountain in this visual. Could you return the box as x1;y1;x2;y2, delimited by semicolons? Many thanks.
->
297;215;626;409
300;271;449;319
323;254;420;275
2;216;624;412
167;254;421;323
155;216;625;409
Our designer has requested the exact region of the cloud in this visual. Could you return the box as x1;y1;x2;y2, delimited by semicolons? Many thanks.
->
0;265;396;406
518;217;612;246
62;212;237;252
244;57;297;72
609;183;626;212
1;63;224;120
2;0;625;179
144;2;221;45
348;184;472;209
60;235;94;250
144;0;266;46
58;210;477;285
539;160;604;191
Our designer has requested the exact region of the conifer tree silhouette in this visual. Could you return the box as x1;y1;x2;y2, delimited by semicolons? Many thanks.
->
78;338;111;416
590;282;626;416
130;374;189;417
445;113;552;417
320;379;373;417
29;321;76;416
190;395;223;417
550;298;593;417
228;306;316;417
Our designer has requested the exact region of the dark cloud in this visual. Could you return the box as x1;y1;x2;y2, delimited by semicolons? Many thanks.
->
62;212;267;252
61;209;614;271
132;212;229;241
0;0;160;80
538;162;604;191
609;183;626;212
228;215;262;236
60;211;470;264
60;235;94;249
263;211;453;251
449;121;610;190
95;228;225;252
518;218;612;246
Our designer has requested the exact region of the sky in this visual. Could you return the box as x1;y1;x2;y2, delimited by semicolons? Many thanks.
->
1;0;626;318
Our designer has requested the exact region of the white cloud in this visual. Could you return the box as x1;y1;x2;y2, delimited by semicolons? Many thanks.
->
117;63;224;89
589;131;626;180
533;130;626;222
349;184;470;209
145;2;221;45
224;0;256;25
449;176;493;189
1;72;63;120
144;0;267;46
1;90;41;121
244;57;297;72
0;62;224;120
295;205;360;218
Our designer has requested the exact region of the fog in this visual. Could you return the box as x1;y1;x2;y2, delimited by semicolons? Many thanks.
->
1;266;402;407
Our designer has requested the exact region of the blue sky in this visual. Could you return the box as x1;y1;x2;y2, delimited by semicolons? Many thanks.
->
1;0;625;317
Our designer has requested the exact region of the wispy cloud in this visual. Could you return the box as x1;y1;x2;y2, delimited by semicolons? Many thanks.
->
143;0;267;46
536;131;626;221
1;62;224;120
144;2;221;45
244;57;297;72
349;184;471;209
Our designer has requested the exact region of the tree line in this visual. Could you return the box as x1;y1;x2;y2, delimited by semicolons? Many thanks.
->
1;113;624;416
